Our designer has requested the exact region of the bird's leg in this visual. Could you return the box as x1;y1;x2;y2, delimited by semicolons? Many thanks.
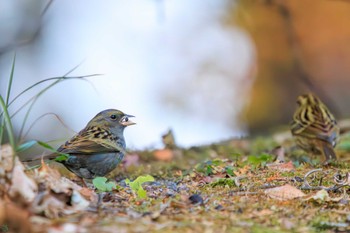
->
321;142;337;165
80;177;88;187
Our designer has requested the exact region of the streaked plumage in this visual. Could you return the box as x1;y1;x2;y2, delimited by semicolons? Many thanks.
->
291;93;339;164
25;109;135;179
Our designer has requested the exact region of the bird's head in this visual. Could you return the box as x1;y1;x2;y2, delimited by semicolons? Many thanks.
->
296;93;319;107
87;109;136;130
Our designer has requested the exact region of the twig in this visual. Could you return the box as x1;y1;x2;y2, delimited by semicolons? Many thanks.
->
300;169;350;192
234;176;246;187
333;172;350;185
230;191;259;196
326;184;350;192
302;168;324;188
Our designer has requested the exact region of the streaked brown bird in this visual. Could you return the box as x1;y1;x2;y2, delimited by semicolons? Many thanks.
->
291;93;339;164
25;109;135;179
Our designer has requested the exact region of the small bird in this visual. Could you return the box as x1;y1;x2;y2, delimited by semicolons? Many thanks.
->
25;109;135;179
291;93;339;164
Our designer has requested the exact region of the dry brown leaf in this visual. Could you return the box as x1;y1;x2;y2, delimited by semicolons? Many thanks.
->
270;146;285;162
32;163;90;218
170;200;187;209
79;187;95;200
265;184;305;200
267;161;295;172
154;149;174;161
0;144;14;171
8;159;38;204
234;165;250;176
0;200;33;233
266;175;286;182
0;144;38;204
303;189;342;203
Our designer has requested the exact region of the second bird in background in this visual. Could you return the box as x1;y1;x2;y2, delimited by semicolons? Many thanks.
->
291;93;340;164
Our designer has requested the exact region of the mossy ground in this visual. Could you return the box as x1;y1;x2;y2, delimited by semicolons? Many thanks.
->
29;131;350;233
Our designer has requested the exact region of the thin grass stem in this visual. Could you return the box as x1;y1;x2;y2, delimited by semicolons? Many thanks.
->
0;96;16;149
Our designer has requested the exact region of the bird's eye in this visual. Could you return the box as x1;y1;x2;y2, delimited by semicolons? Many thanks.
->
110;114;117;120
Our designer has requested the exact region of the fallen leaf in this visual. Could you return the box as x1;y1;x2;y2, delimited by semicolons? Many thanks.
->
270;146;285;162
304;189;334;203
267;161;295;172
234;165;250;176
0;200;33;233
32;163;90;218
79;187;95;201
153;149;174;161
265;184;305;200
0;145;38;205
266;175;286;182
170;200;187;209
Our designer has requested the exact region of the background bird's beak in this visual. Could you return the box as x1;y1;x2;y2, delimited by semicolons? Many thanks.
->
121;114;136;126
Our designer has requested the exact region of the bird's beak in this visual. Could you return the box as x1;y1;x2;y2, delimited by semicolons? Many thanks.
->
121;114;136;126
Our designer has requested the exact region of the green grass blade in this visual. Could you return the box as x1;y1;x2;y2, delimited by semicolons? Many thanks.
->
8;61;95;107
6;53;16;105
0;95;16;149
16;140;37;152
9;75;99;118
6;61;91;109
0;53;16;144
21;112;75;140
13;74;100;141
17;80;59;141
0;118;4;144
17;139;69;157
8;74;101;107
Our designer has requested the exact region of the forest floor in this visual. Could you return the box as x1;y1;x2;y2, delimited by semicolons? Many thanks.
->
2;129;350;233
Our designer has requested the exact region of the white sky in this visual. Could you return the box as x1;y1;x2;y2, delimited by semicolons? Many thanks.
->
0;0;255;149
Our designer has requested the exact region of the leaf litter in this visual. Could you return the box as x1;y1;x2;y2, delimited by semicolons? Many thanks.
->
2;130;350;232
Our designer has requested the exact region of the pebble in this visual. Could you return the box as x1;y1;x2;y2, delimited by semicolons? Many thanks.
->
189;194;203;205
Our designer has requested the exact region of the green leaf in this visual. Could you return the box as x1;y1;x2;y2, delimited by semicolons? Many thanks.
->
137;189;147;199
36;140;57;150
210;178;236;188
206;165;213;176
93;177;116;192
17;140;37;152
17;140;69;161
247;153;274;167
54;154;69;162
225;165;235;176
36;141;69;160
195;160;215;176
125;175;155;199
212;159;223;166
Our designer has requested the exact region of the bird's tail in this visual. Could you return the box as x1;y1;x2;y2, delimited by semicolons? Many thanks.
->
322;142;337;164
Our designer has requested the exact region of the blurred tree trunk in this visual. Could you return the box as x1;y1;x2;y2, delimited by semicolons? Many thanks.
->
229;0;350;133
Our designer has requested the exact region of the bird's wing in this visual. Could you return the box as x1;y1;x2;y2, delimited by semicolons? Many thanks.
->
57;127;123;154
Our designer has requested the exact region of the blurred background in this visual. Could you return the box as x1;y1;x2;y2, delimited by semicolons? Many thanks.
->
0;0;350;150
